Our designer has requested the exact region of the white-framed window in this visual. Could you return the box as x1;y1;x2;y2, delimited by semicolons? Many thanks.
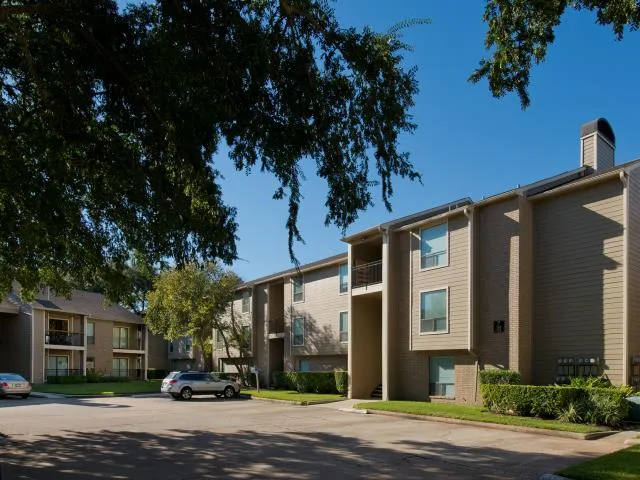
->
112;357;129;377
420;288;448;334
47;355;69;376
429;356;455;397
240;325;252;351
292;276;304;303
420;223;448;269
242;290;251;313
339;311;348;343
87;322;95;345
113;326;129;349
292;316;305;346
339;263;349;294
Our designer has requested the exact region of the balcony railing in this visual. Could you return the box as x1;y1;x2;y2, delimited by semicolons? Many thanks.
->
46;368;83;379
45;330;84;347
352;260;383;289
111;369;144;380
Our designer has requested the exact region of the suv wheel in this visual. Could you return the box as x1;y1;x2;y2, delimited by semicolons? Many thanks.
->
180;387;193;400
223;386;235;399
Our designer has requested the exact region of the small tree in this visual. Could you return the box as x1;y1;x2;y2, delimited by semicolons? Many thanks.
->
145;262;239;372
214;305;253;384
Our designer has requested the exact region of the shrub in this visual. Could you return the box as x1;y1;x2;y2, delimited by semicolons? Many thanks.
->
46;374;86;384
334;369;348;396
271;371;289;389
479;369;522;385
147;369;169;380
481;384;632;427
284;372;337;393
569;375;612;389
86;371;102;383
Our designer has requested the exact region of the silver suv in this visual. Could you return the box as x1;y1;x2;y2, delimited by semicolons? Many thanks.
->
161;371;241;401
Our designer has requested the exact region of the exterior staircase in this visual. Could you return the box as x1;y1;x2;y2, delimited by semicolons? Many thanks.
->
370;383;383;399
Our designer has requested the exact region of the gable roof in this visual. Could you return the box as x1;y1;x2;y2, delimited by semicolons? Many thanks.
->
30;288;142;324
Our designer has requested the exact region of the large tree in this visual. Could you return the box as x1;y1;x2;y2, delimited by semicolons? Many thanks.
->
473;0;640;108
145;262;240;372
0;0;422;298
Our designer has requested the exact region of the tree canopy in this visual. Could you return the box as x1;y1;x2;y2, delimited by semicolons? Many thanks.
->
145;262;240;372
0;0;422;298
472;0;640;108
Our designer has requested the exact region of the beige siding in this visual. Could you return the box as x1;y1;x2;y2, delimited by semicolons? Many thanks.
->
582;135;595;168
32;309;45;383
289;265;349;357
627;168;640;385
533;179;624;384
87;319;113;374
254;284;269;385
147;333;169;371
596;136;615;170
411;214;469;350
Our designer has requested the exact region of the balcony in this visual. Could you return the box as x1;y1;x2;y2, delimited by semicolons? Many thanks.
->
351;260;382;292
268;317;285;339
45;330;84;347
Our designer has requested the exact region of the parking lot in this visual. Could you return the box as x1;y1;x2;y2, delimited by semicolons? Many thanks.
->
0;394;632;479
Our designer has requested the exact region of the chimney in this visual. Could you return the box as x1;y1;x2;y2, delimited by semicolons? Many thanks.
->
580;118;615;171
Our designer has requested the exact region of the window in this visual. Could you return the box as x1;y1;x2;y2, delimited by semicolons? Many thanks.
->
339;311;348;343
49;318;68;332
242;290;251;313
112;357;129;377
169;342;174;353
47;355;69;376
420;289;448;334
86;357;95;371
300;359;311;372
339;263;349;294
420;223;448;269
87;322;95;345
429;356;455;397
292;316;305;346
216;330;225;349
292;276;304;303
240;325;252;351
113;327;129;349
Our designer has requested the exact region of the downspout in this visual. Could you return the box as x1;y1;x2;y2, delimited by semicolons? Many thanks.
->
380;226;390;400
620;171;629;385
463;206;479;403
408;229;413;352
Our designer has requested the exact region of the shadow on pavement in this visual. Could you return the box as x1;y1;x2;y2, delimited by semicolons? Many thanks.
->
1;427;600;479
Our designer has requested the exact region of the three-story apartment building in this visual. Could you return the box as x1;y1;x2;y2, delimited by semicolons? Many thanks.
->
0;286;168;382
216;118;640;403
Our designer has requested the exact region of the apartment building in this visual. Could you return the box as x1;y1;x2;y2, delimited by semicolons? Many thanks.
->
346;118;640;402
217;118;640;403
167;337;205;371
0;286;168;383
213;253;349;385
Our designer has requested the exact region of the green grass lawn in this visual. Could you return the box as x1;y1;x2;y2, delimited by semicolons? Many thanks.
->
355;401;607;434
559;445;640;480
243;389;344;403
33;380;162;396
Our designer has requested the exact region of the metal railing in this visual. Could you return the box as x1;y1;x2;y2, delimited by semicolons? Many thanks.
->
351;260;383;289
45;330;84;347
111;369;144;379
46;368;83;379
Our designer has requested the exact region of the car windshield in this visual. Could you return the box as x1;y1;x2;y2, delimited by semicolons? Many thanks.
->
0;374;26;381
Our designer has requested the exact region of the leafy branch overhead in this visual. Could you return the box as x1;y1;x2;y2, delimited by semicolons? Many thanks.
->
0;0;424;298
472;0;640;108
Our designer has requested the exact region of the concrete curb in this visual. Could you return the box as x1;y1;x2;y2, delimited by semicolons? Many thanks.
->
339;407;369;415
623;438;640;445
241;394;344;406
31;391;165;399
361;409;615;440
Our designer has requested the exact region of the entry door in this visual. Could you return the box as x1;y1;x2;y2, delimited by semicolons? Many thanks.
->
48;355;69;375
300;359;311;372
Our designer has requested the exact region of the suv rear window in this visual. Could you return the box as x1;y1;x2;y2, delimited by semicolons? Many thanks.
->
0;374;26;381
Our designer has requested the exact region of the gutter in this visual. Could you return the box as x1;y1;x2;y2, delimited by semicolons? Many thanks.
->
528;169;622;201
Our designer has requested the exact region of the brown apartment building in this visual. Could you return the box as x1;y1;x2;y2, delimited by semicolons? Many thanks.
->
0;287;169;383
217;118;640;403
213;253;350;384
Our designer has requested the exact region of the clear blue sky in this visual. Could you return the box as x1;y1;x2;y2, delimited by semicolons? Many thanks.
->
220;2;640;281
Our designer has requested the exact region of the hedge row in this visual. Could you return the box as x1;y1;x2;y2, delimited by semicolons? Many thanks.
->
271;370;348;395
478;369;522;385
481;384;633;427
